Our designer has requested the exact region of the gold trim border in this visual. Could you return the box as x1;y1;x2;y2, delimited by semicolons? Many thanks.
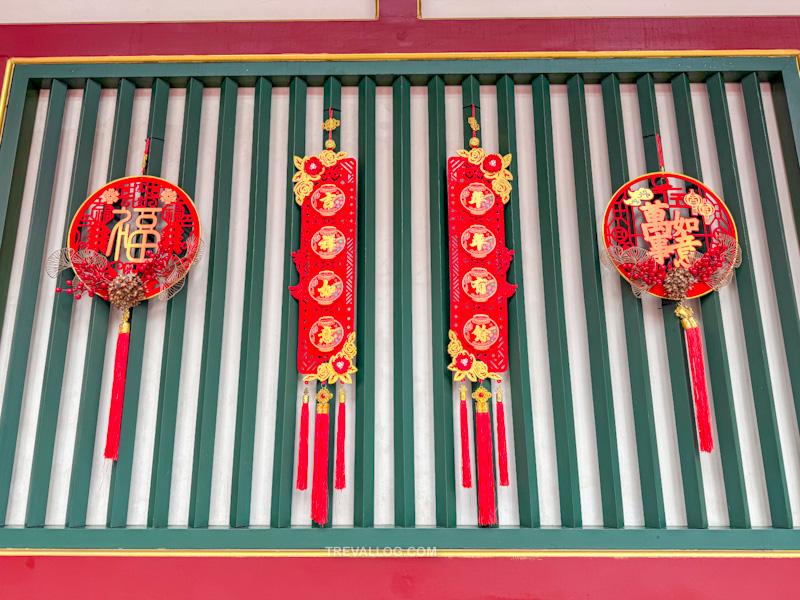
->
1;548;799;558
6;49;800;64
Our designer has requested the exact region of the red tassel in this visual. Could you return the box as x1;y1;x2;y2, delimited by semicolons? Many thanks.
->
676;304;713;453
311;389;331;525
459;385;472;488
496;387;509;486
686;326;714;452
104;314;131;461
474;386;497;527
296;389;310;490
335;389;346;490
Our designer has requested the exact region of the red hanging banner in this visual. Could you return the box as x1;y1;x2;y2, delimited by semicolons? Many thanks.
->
446;114;514;526
291;116;357;525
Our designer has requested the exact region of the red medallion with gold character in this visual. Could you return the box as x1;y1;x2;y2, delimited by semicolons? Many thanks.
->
47;148;203;463
601;141;741;454
290;111;357;525
446;111;515;527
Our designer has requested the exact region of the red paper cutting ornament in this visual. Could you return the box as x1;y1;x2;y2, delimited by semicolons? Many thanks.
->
46;141;203;462
600;136;741;453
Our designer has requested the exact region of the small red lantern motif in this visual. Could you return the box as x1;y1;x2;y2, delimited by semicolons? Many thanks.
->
47;163;203;462
601;154;741;454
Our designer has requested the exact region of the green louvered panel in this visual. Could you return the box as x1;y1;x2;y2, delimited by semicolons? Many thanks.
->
0;55;797;550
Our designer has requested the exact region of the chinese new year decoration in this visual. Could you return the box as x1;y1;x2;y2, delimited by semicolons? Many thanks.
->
46;139;203;461
291;110;357;525
600;135;741;453
446;109;515;526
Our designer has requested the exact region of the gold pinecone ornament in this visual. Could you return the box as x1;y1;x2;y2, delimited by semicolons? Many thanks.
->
107;272;145;311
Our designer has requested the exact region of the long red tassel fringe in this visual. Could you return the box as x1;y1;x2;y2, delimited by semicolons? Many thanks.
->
335;394;346;490
476;408;497;526
311;407;330;525
496;394;510;487
459;390;472;488
104;327;130;461
296;393;309;490
686;326;714;452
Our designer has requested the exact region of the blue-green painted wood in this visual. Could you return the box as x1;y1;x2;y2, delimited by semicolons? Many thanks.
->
427;74;456;528
392;75;416;527
354;75;377;528
148;77;205;528
229;77;271;528
0;79;67;525
495;74;539;528
26;79;101;527
565;73;624;529
671;72;749;529
270;76;306;528
706;72;791;528
532;74;581;528
188;77;239;528
66;78;135;528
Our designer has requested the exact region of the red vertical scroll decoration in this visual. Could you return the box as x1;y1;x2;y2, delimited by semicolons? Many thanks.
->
446;114;515;526
290;116;358;525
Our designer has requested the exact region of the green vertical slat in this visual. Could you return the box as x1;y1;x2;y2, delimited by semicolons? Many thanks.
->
188;77;238;528
106;77;170;528
771;65;800;244
706;72;792;528
319;76;342;529
0;77;38;346
392;75;415;527
0;72;36;252
354;75;377;528
531;74;581;528
66;78;135;528
427;75;456;528
25;79;101;527
495;74;540;528
600;73;666;528
742;72;800;424
636;73;708;529
0;79;67;525
229;77;271;528
671;73;749;528
565;73;624;528
148;77;205;528
270;76;306;528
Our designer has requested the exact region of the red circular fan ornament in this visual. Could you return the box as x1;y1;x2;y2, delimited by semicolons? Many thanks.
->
600;150;741;453
47;164;203;462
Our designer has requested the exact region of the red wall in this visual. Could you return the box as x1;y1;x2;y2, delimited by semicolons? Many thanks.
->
2;554;800;599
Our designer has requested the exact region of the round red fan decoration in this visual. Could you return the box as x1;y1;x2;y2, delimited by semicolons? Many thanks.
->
600;169;741;453
47;174;203;461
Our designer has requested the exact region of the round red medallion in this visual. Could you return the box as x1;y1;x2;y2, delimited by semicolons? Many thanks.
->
308;270;344;306
461;267;498;303
310;184;346;217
